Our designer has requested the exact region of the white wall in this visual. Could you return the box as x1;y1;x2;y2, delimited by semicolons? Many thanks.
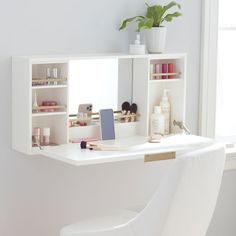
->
1;0;234;235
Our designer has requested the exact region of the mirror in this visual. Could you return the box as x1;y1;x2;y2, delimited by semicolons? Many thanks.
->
69;58;133;115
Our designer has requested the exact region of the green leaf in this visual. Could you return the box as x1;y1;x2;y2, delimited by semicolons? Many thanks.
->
154;6;165;26
163;1;181;12
119;16;144;31
137;17;154;31
146;5;164;27
161;11;182;23
145;2;150;8
118;1;182;30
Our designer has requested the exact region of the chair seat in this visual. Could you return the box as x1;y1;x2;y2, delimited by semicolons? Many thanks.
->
61;209;137;236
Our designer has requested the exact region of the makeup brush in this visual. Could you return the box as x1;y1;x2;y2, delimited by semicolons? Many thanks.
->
121;101;131;122
80;141;97;149
80;141;120;151
121;101;130;112
130;103;138;122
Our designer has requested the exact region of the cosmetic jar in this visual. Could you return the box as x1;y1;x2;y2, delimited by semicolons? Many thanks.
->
33;127;41;145
43;127;50;145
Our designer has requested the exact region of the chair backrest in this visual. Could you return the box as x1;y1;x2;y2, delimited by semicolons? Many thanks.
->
129;143;225;236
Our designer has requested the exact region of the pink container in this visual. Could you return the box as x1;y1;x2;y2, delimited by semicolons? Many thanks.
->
168;63;174;79
162;63;167;79
155;64;161;80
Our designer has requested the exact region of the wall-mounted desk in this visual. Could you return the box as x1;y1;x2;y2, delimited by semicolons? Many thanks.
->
32;134;211;166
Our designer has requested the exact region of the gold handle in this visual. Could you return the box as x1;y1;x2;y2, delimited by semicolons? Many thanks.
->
144;152;176;162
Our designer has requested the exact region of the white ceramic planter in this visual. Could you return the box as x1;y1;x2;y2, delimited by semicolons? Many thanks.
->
145;27;167;53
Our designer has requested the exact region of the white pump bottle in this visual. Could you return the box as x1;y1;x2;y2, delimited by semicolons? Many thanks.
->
150;106;165;136
160;89;170;135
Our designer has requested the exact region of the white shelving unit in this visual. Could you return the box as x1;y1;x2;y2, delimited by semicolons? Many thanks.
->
11;53;206;166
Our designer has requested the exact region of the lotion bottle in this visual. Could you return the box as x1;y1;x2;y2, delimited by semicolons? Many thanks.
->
129;34;146;55
150;106;165;135
160;89;170;135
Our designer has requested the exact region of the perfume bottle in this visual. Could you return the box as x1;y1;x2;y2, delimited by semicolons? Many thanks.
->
46;67;51;85
52;67;58;85
33;127;41;146
32;91;39;112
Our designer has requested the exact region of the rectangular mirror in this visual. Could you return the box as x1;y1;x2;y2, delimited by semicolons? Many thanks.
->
69;58;133;115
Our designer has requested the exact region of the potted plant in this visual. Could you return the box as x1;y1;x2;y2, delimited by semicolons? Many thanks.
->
119;1;182;53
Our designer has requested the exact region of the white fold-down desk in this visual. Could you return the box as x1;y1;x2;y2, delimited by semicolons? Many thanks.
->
32;135;211;166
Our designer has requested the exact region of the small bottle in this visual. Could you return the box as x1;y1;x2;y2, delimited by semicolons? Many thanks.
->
42;128;50;145
32;91;38;112
162;63;167;79
160;89;170;135
150;64;154;79
155;63;161;80
33;127;41;146
168;63;174;79
46;68;51;85
150;106;165;136
134;34;141;45
52;67;58;85
129;34;146;54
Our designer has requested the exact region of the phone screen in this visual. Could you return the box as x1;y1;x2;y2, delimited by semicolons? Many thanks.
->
99;109;115;140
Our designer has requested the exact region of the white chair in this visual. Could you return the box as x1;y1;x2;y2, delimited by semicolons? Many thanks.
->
61;143;225;236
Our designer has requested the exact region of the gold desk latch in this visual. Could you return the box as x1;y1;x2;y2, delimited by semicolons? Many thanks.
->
144;152;176;162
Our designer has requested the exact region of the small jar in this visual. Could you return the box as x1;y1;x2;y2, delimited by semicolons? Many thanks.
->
33;127;41;146
43;128;50;145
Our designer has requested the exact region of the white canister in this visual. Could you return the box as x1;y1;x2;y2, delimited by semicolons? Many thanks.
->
43;127;50;145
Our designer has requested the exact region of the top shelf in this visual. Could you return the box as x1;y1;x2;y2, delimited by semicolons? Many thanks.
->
18;53;187;61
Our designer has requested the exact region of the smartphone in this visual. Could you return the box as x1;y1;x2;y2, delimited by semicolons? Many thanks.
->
77;103;93;126
78;103;93;114
99;109;115;140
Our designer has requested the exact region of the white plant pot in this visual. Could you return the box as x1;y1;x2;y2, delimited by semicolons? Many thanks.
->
144;27;167;53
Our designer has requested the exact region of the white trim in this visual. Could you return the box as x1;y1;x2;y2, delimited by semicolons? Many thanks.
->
199;0;219;138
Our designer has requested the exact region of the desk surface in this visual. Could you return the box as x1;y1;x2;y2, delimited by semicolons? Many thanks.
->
32;135;211;166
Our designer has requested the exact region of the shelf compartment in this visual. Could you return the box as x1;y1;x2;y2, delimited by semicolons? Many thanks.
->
150;58;184;80
32;62;68;87
148;80;185;135
32;115;68;147
32;88;67;110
